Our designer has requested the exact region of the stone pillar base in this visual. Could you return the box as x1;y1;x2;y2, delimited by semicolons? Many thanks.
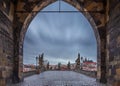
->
12;75;24;83
100;78;107;83
36;69;40;74
96;78;107;84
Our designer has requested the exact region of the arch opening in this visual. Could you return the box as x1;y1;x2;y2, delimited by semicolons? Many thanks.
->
23;1;97;65
16;0;105;84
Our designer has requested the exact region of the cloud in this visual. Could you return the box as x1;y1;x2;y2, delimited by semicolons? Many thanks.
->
23;1;97;65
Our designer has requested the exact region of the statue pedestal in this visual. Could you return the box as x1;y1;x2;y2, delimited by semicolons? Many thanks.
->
36;69;40;74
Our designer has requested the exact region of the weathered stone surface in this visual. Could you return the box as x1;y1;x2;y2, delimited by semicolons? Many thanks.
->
0;78;6;86
107;0;120;85
116;68;120;76
0;1;14;85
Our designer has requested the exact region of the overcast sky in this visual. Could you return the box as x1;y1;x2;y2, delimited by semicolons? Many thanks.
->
23;1;97;65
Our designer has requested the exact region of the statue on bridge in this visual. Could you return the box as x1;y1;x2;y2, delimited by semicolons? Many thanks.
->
75;53;80;70
36;53;45;74
36;53;44;73
39;53;44;71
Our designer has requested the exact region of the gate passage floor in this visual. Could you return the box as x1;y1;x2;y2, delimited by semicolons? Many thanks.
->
10;71;106;86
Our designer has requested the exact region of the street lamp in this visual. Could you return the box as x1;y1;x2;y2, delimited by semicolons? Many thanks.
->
36;56;39;69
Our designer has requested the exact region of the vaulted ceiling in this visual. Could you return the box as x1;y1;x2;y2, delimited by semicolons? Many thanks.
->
14;0;107;29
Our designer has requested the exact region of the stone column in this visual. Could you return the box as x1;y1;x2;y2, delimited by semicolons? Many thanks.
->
98;27;107;83
107;1;120;85
12;17;24;83
0;7;14;85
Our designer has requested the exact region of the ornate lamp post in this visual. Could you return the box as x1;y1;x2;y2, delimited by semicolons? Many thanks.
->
36;56;41;74
36;56;39;69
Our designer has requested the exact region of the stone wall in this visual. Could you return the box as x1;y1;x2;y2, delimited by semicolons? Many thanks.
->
0;1;14;85
23;71;36;78
107;0;120;86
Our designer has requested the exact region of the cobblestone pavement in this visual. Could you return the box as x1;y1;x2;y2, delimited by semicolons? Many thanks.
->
10;71;106;86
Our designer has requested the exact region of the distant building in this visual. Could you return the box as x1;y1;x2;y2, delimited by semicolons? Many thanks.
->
60;64;68;70
49;65;57;70
43;60;48;69
23;64;36;72
82;61;97;71
70;63;76;70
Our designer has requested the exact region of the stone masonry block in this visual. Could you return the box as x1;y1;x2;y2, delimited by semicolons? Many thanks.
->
0;71;6;78
0;78;6;86
116;68;120;75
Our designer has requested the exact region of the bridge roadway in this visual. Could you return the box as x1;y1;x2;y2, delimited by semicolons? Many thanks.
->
10;71;106;86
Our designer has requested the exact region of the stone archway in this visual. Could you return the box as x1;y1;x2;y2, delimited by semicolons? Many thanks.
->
13;0;107;84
